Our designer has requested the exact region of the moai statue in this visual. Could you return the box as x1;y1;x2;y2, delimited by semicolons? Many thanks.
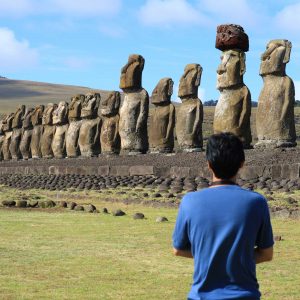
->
2;113;14;160
41;103;57;158
66;94;85;158
255;40;296;148
213;24;252;148
119;54;149;154
100;91;121;155
78;92;101;157
19;107;34;160
30;105;45;159
52;101;69;158
176;64;203;152
9;105;26;159
0;120;4;161
149;78;175;153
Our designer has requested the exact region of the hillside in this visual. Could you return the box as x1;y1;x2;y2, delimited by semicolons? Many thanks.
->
0;78;110;114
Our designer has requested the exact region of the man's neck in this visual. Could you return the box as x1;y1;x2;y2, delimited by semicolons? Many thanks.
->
211;175;237;187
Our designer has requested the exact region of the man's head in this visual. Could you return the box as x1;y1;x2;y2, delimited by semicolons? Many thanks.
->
206;132;245;179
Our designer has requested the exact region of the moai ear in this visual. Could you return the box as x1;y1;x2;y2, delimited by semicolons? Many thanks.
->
114;93;121;111
283;41;292;64
239;52;246;76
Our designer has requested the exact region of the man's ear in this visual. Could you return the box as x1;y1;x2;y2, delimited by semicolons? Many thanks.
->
207;161;212;171
240;161;245;169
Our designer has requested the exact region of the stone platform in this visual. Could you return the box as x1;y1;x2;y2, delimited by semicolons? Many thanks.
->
0;147;299;180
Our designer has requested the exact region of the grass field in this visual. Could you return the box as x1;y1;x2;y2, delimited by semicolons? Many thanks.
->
0;187;299;300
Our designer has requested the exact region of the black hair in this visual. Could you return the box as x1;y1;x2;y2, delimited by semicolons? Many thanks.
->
206;132;245;179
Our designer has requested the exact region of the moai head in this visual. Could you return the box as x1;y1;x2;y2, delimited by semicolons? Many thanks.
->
42;103;57;125
2;113;14;132
53;101;69;125
22;108;34;129
81;92;101;118
31;105;45;126
260;39;292;76
217;50;246;89
151;78;173;105
69;94;85;119
119;54;145;91
12;105;26;129
178;64;202;99
100;91;121;117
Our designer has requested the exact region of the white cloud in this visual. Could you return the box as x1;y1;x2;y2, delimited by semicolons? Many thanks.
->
0;28;39;72
0;0;122;18
139;0;211;27
274;2;300;33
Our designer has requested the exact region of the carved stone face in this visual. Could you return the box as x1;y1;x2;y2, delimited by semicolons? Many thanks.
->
217;50;245;89
12;105;26;129
81;93;101;118
42;103;57;125
260;40;291;76
2;113;14;132
100;91;120;117
119;54;145;91
151;78;173;105
178;64;202;98
53;101;69;125
23;108;34;129
31;105;45;126
69;94;85;119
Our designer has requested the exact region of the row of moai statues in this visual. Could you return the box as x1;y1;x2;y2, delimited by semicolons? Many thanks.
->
0;56;203;160
0;24;297;161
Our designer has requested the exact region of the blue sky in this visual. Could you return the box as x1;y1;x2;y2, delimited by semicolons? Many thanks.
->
1;0;300;102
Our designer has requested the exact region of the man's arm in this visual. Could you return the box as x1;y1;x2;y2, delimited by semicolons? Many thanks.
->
173;248;193;259
254;246;273;264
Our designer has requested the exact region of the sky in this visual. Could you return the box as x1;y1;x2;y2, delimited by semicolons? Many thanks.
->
1;0;300;102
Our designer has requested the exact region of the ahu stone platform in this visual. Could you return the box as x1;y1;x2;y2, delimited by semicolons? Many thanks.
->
0;148;299;180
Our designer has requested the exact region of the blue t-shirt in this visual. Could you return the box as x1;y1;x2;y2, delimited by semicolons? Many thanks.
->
173;185;274;300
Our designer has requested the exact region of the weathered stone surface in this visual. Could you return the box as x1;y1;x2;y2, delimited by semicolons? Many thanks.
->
20;108;34;160
78;93;101;157
176;64;203;151
129;166;154;176
30;105;45;159
41;103;57;158
133;212;145;219
100;91;121;155
16;200;27;208
216;24;249;52
2;113;14;160
112;209;126;216
213;49;252;148
149;78;175;153
2;200;16;207
0;120;4;161
66;94;85;158
9;105;26;160
52;101;69;158
40;200;56;208
156;216;168;222
119;54;149;154
256;40;296;148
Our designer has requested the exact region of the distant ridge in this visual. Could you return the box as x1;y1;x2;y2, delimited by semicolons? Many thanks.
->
0;78;110;114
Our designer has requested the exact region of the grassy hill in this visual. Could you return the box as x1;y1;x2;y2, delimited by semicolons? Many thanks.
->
0;78;110;115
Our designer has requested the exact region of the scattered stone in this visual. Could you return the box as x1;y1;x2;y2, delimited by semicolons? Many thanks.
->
40;200;56;208
16;200;27;208
86;204;96;213
112;209;126;216
27;200;39;208
74;205;84;211
1;200;16;207
156;216;168;222
69;202;77;210
58;201;68;208
133;212;145;220
102;208;109;214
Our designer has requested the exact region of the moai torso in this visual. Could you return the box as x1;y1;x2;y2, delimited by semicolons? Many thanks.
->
2;113;14;160
100;91;121;155
176;64;203;151
119;54;149;154
10;105;26;159
30;105;45;159
66;94;84;157
213;24;252;148
52;101;69;158
149;78;175;153
20;108;34;159
0;120;4;161
78;93;101;157
256;40;296;148
41;103;57;158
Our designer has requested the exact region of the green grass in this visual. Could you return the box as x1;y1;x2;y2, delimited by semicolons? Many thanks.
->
0;188;299;299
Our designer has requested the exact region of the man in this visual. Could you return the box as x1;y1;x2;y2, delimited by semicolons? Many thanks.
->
173;133;273;300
